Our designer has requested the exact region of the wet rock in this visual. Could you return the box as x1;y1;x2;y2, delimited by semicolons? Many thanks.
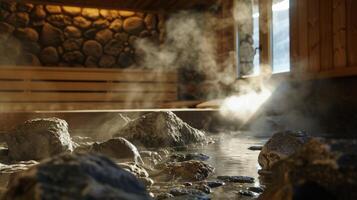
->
41;23;63;46
259;139;357;200
72;136;95;153
194;184;211;194
258;130;311;170
119;11;135;17
8;12;29;27
95;28;113;44
82;8;100;20
0;160;38;186
62;51;85;64
238;190;255;197
4;118;74;161
62;6;81;16
114;112;206;148
145;14;157;30
171;153;210;162
117;51;134;68
13;27;38;42
140;151;162;166
248;186;264;193
161;161;214;182
93;19;110;29
248;145;263;151
45;5;61;14
40;46;59;65
123;16;145;35
31;5;46;19
104;39;123;56
73;16;92;29
169;188;210;200
156;193;174;200
83;40;103;57
17;3;34;12
139;176;155;187
91;137;142;163
109;18;123;32
205;180;225;188
64;25;81;38
99;55;116;67
3;153;151;200
47;14;72;28
217;176;254;183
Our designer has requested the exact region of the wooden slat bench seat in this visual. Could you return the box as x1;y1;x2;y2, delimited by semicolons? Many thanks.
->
0;66;178;111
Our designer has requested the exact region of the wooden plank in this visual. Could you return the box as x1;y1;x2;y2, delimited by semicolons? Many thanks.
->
307;0;321;72
259;0;272;74
347;0;357;66
0;92;177;102
293;66;357;80
333;0;347;68
0;67;178;82
0;81;177;92
297;0;309;73
320;0;334;71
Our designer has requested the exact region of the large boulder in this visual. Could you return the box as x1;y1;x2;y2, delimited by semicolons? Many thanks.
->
259;139;357;200
258;131;311;170
113;112;206;148
4;118;74;161
2;153;151;200
91;137;142;163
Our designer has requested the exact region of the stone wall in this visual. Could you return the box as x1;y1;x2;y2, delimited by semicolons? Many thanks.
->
0;1;164;68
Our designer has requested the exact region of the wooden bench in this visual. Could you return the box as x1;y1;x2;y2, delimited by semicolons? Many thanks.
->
0;66;178;111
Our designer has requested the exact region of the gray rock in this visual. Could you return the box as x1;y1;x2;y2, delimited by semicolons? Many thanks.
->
4;118;74;161
83;40;103;57
113;112;206;148
123;16;145;35
73;16;92;29
258;131;311;170
161;161;214;182
40;46;59;65
156;193;174;200
95;28;113;44
91;137;142;163
217;176;255;183
3;153;151;200
41;23;64;46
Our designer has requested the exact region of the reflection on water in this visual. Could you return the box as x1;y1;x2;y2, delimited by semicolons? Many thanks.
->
186;132;267;179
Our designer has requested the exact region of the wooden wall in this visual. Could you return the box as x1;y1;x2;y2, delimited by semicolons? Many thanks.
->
290;0;357;79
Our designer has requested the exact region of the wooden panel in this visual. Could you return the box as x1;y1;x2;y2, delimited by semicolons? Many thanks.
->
0;92;177;102
19;0;217;12
0;81;177;92
0;66;178;82
320;0;333;71
333;0;347;68
347;0;357;66
307;0;321;72
297;0;308;73
259;0;272;73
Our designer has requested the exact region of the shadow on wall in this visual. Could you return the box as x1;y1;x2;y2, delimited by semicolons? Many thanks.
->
245;76;357;137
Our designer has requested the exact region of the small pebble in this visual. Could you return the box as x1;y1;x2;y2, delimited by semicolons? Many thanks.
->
206;180;225;188
248;146;263;151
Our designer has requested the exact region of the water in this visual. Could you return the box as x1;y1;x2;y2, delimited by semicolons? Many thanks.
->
186;132;267;180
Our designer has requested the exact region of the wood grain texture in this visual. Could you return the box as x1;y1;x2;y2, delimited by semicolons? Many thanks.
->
333;0;347;68
307;0;321;72
297;0;308;73
347;0;357;66
320;0;333;71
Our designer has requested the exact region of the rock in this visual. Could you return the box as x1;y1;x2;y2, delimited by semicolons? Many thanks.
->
117;162;149;178
156;193;174;200
238;190;255;197
45;5;62;14
217;176;255;183
140;151;162;166
17;3;34;12
248;145;263;151
8;12;29;27
259;139;357;200
0;9;10;21
1;0;17;12
248;186;264;193
140;30;151;38
41;23;64;46
99;55;116;67
62;6;81;16
194;184;211;194
31;5;46;19
4;118;74;161
162;161;214;182
144;14;157;30
0;160;38;186
258;131;311;170
83;28;98;39
138;177;154;187
109;19;123;32
64;26;82;38
169;188;209;199
47;14;72;28
84;56;98;67
119;11;135;17
113;112;206;148
82;8;100;20
171;153;210;162
18;53;41;66
73;16;92;29
40;46;59;65
115;32;129;41
63;39;82;51
13;27;38;42
62;51;85;64
123;17;145;35
3;153;151;200
91;137;142;163
95;28;113;44
93;19;109;29
117;51;134;68
104;39;123;56
0;22;14;39
205;180;225;188
83;40;103;57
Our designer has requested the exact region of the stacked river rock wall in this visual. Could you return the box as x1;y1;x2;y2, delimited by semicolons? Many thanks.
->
0;1;164;68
